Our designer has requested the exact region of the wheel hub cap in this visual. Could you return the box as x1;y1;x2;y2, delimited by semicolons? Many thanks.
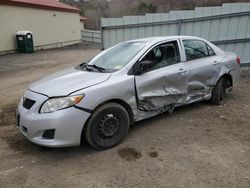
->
98;114;120;138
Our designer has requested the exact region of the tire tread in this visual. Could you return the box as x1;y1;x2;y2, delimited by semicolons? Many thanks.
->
211;78;225;105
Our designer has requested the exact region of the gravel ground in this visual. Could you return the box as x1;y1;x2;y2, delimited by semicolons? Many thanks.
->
0;45;249;188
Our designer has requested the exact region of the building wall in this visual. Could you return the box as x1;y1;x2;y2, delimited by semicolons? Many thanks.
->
0;5;82;53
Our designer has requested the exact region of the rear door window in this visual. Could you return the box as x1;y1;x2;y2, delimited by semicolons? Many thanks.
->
183;40;214;61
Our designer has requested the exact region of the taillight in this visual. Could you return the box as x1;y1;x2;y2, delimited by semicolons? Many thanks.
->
236;57;240;64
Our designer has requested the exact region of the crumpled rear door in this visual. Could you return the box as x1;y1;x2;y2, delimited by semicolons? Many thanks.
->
185;55;222;102
181;39;222;102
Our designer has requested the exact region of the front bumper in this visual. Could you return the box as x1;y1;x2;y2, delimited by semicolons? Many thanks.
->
16;90;91;147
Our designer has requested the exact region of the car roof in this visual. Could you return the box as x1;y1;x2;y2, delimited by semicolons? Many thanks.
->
129;35;206;44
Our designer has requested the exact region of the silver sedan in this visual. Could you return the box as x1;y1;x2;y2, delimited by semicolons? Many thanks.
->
16;36;240;149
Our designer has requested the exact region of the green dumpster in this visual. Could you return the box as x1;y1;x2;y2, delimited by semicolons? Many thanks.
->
16;31;34;53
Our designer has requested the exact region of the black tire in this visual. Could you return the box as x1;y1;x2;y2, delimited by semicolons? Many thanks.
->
211;77;227;105
84;103;130;149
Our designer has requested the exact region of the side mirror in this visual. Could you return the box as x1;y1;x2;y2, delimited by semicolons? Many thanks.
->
140;60;155;72
132;60;155;75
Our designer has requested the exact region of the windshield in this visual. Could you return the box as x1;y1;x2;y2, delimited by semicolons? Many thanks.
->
87;41;147;72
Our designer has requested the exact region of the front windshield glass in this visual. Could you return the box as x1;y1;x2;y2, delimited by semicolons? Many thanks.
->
87;41;148;71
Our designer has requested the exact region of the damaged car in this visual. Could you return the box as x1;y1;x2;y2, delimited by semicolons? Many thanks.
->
16;36;240;149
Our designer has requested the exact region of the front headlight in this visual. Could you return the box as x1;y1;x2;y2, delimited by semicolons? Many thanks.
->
40;95;84;113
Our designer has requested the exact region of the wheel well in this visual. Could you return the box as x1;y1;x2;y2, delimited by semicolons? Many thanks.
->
221;73;233;88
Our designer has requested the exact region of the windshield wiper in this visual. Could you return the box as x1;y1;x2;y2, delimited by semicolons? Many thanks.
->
86;64;106;72
76;63;92;71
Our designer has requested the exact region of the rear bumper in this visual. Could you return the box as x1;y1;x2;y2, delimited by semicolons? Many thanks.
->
16;90;91;147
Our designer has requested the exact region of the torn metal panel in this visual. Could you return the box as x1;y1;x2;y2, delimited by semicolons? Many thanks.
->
138;94;186;111
135;89;211;122
186;88;212;104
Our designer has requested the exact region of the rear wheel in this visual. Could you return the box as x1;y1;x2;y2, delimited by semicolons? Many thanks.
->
211;77;227;105
84;103;130;149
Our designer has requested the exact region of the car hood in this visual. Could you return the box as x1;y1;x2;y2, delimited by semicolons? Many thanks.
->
29;67;111;96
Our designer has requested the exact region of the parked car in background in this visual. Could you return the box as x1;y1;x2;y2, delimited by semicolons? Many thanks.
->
16;36;240;149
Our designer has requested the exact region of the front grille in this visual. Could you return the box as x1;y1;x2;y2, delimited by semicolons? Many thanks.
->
23;97;36;109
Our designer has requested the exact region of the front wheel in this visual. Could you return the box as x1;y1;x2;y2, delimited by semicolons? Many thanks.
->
211;77;227;105
84;103;130;149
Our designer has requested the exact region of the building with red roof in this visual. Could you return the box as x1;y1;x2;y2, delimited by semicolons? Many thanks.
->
0;0;87;54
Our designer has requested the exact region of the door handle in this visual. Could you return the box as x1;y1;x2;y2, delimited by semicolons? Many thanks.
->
213;61;220;65
178;68;187;74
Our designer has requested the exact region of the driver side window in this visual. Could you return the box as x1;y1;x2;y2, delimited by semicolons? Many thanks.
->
141;40;181;72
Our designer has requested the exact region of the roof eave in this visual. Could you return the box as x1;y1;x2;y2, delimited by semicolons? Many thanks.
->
0;1;80;13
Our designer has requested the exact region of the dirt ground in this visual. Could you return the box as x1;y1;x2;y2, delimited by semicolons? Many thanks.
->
0;45;249;188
